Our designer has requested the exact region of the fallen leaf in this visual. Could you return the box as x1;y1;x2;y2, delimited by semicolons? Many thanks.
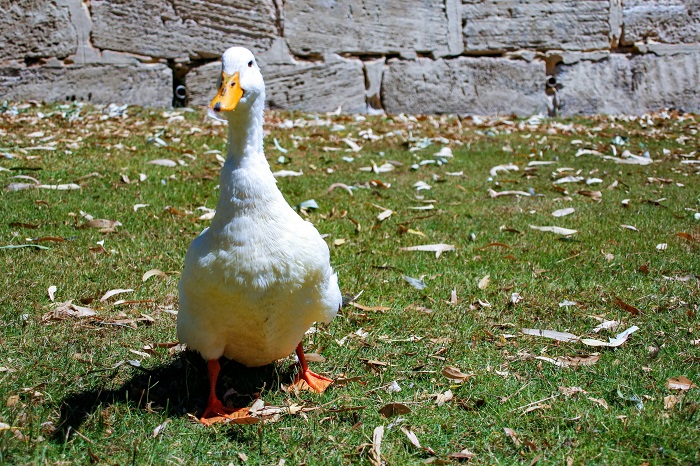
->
100;288;134;302
488;188;531;198
327;183;354;196
435;389;453;406
37;183;81;190
47;285;57;302
535;354;600;368
351;302;390;312
81;219;121;231
666;376;697;391
370;426;384;466
142;269;167;282
400;243;455;258
664;395;679;410
592;320;620;333
478;274;490;290
552;208;575;217
147;159;177;167
272;170;303;178
504;427;521;447
621;224;638;231
376;209;393;221
401;426;436;455
521;328;579;342
378;403;411;418
402;275;426;290
152;420;169;438
529;225;578;236
448;449;476;460
580;326;639;348
587;397;609;410
613;296;641;315
559;386;587;397
442;366;473;383
490;163;519;177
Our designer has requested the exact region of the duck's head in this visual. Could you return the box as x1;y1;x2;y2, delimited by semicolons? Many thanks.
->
209;47;264;120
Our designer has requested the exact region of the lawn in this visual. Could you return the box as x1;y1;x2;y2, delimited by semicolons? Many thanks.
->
0;101;698;465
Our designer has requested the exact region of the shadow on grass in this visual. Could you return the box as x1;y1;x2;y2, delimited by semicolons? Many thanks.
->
52;350;289;443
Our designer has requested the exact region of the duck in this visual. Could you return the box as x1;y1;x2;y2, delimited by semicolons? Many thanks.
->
177;46;342;425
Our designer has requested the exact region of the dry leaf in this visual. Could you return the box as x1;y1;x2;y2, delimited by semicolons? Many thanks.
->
535;354;600;368
521;328;579;342
490;163;519;177
401;426;436;455
370;426;384;466
327;183;354;196
442;366;473;383
376;209;393;221
552;208;575;217
378;403;411;418
666;376;697;391
142;269;167;282
478;274;490;290
47;285;57;302
529;225;578;236
435;389;453;406
448;449;476;460
488;188;531;198
81;219;121;231
587;397;609;410
613;296;641;315
152;420;169;438
559;386;587;397
272;170;303;178
580;326;639;348
402;275;426;290
147;159;177;167
664;395;679;410
504;427;521;447
400;243;455;258
100;288;134;302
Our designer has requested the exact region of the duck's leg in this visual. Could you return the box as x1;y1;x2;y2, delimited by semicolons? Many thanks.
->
294;342;333;393
199;359;252;425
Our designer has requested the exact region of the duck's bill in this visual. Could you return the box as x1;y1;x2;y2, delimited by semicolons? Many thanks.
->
210;71;243;113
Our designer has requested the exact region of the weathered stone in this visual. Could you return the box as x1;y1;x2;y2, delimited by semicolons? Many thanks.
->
0;0;77;60
621;0;700;45
555;52;700;115
285;0;460;57
0;63;172;106
187;56;367;113
461;0;611;52
90;0;277;60
382;57;548;115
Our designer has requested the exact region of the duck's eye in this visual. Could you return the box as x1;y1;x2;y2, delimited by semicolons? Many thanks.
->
248;60;254;68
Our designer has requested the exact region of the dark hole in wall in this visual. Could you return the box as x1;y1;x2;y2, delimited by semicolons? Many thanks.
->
169;60;189;107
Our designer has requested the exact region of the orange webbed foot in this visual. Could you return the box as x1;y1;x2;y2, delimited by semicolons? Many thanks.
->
199;400;255;426
294;368;333;393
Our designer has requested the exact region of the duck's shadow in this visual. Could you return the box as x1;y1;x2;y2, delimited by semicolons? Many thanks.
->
53;351;291;442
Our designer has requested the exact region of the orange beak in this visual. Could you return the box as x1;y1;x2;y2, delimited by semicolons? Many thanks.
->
210;71;243;112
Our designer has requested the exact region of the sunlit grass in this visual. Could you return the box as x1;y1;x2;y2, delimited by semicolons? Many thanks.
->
0;103;698;464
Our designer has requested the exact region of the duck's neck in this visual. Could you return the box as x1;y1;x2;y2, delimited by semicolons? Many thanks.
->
225;99;265;165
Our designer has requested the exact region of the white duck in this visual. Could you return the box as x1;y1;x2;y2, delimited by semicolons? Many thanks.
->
177;46;342;425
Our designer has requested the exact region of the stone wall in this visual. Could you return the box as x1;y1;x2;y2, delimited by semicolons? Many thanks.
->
1;0;698;115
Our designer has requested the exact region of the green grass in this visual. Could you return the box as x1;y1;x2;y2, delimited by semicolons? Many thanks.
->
0;102;699;465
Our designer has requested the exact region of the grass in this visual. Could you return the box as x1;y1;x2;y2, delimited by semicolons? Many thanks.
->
0;102;699;465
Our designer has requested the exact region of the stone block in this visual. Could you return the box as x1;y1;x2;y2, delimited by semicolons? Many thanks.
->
461;0;611;52
90;0;277;60
0;63;172;106
284;0;461;57
621;0;700;45
382;57;548;115
187;57;367;113
555;52;700;115
0;0;77;60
